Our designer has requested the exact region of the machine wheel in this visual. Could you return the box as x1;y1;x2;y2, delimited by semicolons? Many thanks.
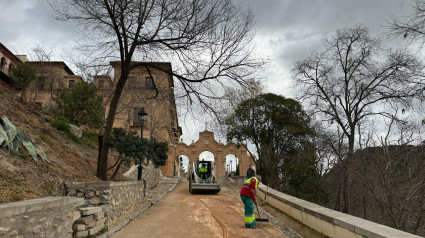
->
189;178;193;193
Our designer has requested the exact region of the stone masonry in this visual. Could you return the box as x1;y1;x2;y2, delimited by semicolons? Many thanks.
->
0;197;84;238
73;207;106;238
0;165;175;238
123;163;161;189
64;180;148;232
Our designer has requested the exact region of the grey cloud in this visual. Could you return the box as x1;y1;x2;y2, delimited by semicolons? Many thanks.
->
251;0;415;86
0;0;417;143
248;0;409;35
0;0;76;56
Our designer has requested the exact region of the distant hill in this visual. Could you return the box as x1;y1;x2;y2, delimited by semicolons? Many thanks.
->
0;85;105;203
325;145;425;235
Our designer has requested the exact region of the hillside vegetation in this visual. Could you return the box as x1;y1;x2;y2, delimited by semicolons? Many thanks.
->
0;85;106;203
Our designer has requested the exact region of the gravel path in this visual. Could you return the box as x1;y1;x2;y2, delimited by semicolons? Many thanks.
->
111;179;285;238
143;176;180;206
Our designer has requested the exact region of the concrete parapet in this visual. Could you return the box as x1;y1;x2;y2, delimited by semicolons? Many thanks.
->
257;183;422;238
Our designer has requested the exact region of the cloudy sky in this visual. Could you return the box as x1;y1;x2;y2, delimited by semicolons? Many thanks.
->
246;0;413;96
0;0;416;169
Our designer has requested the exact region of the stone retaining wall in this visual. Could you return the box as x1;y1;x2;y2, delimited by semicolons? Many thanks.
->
257;183;422;238
73;207;106;237
0;197;84;238
123;163;161;189
64;180;147;232
108;181;145;228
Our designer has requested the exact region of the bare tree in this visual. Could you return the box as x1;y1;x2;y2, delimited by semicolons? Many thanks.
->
315;125;348;211
50;0;263;180
27;45;56;104
389;0;425;47
292;25;423;213
210;78;265;139
349;115;425;235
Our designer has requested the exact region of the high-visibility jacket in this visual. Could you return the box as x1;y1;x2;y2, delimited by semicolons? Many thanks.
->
198;166;208;172
240;177;259;201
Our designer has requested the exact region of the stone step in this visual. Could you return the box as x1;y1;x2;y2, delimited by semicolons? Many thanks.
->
80;207;102;216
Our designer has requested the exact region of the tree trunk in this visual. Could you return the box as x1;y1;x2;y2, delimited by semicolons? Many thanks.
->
335;166;341;211
362;185;366;219
111;161;122;180
342;167;350;213
97;69;129;180
97;133;104;178
342;130;355;214
20;89;26;103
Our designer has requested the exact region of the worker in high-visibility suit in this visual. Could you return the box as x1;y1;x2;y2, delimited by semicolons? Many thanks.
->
198;164;208;180
240;175;260;228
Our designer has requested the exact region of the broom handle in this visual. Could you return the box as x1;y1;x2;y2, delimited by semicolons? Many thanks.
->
261;185;269;206
255;202;261;219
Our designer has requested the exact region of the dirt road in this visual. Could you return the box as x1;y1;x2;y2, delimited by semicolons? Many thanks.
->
112;180;286;238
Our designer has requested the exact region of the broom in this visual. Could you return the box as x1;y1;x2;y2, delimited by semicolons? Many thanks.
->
255;202;269;222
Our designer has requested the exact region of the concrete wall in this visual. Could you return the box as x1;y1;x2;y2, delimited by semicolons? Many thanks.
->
257;183;422;238
0;197;84;238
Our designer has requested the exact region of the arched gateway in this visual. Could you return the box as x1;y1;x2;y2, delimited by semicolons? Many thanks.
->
161;130;255;178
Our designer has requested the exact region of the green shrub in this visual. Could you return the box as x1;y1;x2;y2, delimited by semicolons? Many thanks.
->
53;82;104;127
50;118;70;133
50;118;81;144
82;129;98;147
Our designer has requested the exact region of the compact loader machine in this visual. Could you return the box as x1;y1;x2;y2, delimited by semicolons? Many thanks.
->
188;160;221;193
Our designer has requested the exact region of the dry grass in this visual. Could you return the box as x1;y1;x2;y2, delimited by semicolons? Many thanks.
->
0;86;122;203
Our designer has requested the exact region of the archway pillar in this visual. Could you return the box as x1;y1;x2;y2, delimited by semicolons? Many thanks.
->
216;151;224;178
162;144;176;176
189;151;197;173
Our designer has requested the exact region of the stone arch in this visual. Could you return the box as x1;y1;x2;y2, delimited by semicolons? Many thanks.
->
197;150;216;161
8;63;14;74
222;142;253;178
161;130;255;178
0;57;6;71
224;154;238;175
161;142;192;177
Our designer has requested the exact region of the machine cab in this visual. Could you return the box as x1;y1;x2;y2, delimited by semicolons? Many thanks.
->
189;159;221;193
197;161;211;175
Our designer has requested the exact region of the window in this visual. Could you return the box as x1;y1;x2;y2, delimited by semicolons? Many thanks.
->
8;64;14;74
127;77;136;89
0;57;6;71
37;76;46;90
69;80;75;88
133;107;146;126
98;80;104;89
145;77;154;89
